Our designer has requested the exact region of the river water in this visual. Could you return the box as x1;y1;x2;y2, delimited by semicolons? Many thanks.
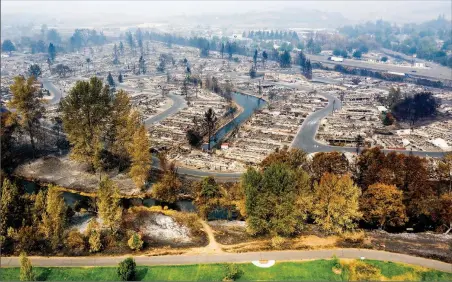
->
206;92;267;149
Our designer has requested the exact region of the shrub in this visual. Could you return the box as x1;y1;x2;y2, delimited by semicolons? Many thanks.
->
223;264;242;281
66;230;85;255
88;230;102;253
348;261;381;281
331;255;342;270
117;257;136;281
128;232;144;251
271;235;286;250
341;231;365;245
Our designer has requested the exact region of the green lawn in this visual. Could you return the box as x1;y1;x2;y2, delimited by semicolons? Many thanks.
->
1;259;451;281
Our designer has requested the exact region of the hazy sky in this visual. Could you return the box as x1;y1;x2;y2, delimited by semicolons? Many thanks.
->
2;1;451;23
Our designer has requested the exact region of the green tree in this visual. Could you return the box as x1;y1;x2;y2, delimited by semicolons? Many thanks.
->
279;50;291;68
312;173;361;234
360;183;407;229
352;50;362;58
253;49;258;69
9;76;45;156
127;232;144;250
117;257;136;281
386;86;402;109
186;128;202;147
128;124;151;189
48;43;56;62
223;264;242;281
262;51;268;68
2;39;16;54
107;72;115;87
119;41;124;55
243;163;309;236
19;252;34;281
113;44;120;64
28;64;42;78
60;77;111;168
40;186;67;249
118;73;123;83
194;176;223;218
204;108;217;150
97;178;122;232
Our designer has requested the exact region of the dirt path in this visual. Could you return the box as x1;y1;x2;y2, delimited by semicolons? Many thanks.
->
191;220;224;254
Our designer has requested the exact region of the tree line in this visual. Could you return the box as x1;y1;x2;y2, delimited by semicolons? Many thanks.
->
189;148;451;236
338;17;452;68
243;30;300;42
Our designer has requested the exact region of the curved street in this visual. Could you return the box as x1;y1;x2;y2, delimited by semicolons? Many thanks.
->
41;74;450;180
1;249;451;272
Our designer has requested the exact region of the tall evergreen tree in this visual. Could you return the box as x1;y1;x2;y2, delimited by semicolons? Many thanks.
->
48;43;56;62
107;72;115;87
119;41;124;55
204;108;217;150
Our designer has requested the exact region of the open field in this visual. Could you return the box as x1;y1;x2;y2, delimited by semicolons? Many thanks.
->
1;259;451;281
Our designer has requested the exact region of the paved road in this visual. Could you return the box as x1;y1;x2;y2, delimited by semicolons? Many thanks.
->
40;70;449;181
307;54;452;82
143;93;187;126
41;79;63;105
291;91;448;159
1;249;451;272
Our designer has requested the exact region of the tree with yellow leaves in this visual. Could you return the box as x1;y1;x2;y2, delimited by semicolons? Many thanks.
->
109;90;140;169
97;178;122;233
40;186;67;249
128;124;151;189
312;173;361;234
360;183;407;230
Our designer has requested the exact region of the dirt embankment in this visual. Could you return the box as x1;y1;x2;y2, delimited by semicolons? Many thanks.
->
14;155;144;196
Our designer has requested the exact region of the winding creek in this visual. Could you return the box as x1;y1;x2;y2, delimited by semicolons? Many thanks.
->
207;92;266;149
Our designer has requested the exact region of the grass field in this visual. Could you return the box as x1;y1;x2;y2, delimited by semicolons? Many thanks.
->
1;259;451;281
